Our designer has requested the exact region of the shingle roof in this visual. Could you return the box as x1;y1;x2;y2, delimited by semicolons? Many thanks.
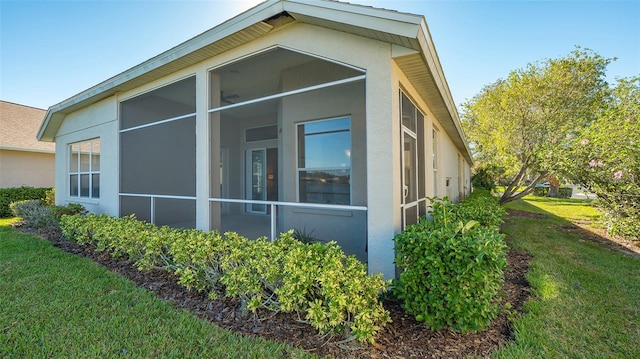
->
0;100;54;153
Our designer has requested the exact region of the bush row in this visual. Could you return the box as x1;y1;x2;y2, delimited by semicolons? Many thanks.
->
10;199;86;235
431;189;507;228
59;214;391;343
393;191;508;332
0;186;52;217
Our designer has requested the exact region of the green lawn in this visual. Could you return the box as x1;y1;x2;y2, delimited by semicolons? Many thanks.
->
494;197;640;358
3;197;639;358
0;218;312;359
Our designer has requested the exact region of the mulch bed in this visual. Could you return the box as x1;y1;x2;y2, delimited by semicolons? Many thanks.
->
18;224;533;358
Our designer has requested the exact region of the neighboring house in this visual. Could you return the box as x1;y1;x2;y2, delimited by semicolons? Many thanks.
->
37;0;472;279
0;100;55;188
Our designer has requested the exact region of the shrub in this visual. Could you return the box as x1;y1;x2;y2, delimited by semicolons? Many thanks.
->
533;187;548;197
51;202;87;219
394;219;507;332
43;188;56;207
10;199;43;219
166;229;229;298
471;166;497;191
12;200;87;236
598;197;640;240
558;187;573;198
59;214;391;343
430;190;506;229
393;192;508;332
10;200;56;230
275;237;390;343
0;186;51;217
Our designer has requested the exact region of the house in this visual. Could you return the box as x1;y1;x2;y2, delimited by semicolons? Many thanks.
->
37;0;472;279
1;100;55;188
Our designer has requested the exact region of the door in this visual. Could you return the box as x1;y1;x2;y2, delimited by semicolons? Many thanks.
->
245;148;278;214
402;129;419;227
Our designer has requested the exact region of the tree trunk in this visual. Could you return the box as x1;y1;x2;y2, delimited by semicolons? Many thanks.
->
499;171;547;204
547;174;561;197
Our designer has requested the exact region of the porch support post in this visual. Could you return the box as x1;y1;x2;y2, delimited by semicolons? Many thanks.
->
208;72;222;231
270;204;277;241
366;59;400;280
196;68;213;231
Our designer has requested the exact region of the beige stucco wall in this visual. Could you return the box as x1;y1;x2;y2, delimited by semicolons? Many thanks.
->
54;97;118;215
0;149;55;188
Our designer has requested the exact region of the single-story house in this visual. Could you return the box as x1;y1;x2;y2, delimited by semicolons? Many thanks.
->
37;0;472;279
1;100;55;188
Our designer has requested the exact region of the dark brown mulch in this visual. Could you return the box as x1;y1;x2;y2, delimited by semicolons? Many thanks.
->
22;225;533;358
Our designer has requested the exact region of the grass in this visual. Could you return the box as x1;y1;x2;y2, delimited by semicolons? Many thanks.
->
493;197;640;358
3;197;640;358
0;218;313;359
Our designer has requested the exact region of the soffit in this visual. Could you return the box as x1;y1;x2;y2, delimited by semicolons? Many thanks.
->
394;52;472;164
286;13;420;49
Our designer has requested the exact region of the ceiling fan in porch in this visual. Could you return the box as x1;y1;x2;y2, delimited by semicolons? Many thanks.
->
221;91;239;105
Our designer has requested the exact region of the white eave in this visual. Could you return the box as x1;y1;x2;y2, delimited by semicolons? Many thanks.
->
37;0;471;163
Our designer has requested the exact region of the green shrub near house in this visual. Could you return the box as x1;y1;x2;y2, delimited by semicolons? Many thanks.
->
393;191;508;332
0;186;51;217
59;213;390;344
432;189;506;228
10;199;87;235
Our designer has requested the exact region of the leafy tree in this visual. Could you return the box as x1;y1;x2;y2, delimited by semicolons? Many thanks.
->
548;77;640;238
462;48;612;204
471;165;500;191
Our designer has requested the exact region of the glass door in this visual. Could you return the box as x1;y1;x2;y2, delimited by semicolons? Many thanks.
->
246;149;266;213
402;129;419;227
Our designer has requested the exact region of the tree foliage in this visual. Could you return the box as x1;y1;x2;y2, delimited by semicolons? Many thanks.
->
547;77;640;238
462;48;612;203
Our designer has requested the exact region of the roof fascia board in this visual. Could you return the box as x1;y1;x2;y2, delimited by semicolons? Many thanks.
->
38;0;284;141
0;146;55;154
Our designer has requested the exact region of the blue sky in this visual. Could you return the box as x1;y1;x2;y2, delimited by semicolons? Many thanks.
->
1;0;638;110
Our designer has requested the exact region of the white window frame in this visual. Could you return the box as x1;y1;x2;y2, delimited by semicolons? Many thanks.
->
296;116;352;205
68;138;100;200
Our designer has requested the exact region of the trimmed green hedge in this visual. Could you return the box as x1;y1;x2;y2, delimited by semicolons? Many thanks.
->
59;214;391;343
0;186;52;218
393;191;508;332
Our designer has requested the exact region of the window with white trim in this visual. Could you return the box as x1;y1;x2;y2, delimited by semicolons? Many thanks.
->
297;117;351;205
69;138;100;199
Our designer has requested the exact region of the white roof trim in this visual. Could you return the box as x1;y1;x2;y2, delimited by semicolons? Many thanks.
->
38;0;470;164
0;146;55;154
37;0;284;141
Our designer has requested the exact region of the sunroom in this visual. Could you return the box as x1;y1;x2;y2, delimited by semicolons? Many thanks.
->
118;46;369;262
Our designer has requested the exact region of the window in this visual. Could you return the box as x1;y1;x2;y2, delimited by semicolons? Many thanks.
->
297;117;351;205
245;125;278;142
69;139;100;199
400;92;426;226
